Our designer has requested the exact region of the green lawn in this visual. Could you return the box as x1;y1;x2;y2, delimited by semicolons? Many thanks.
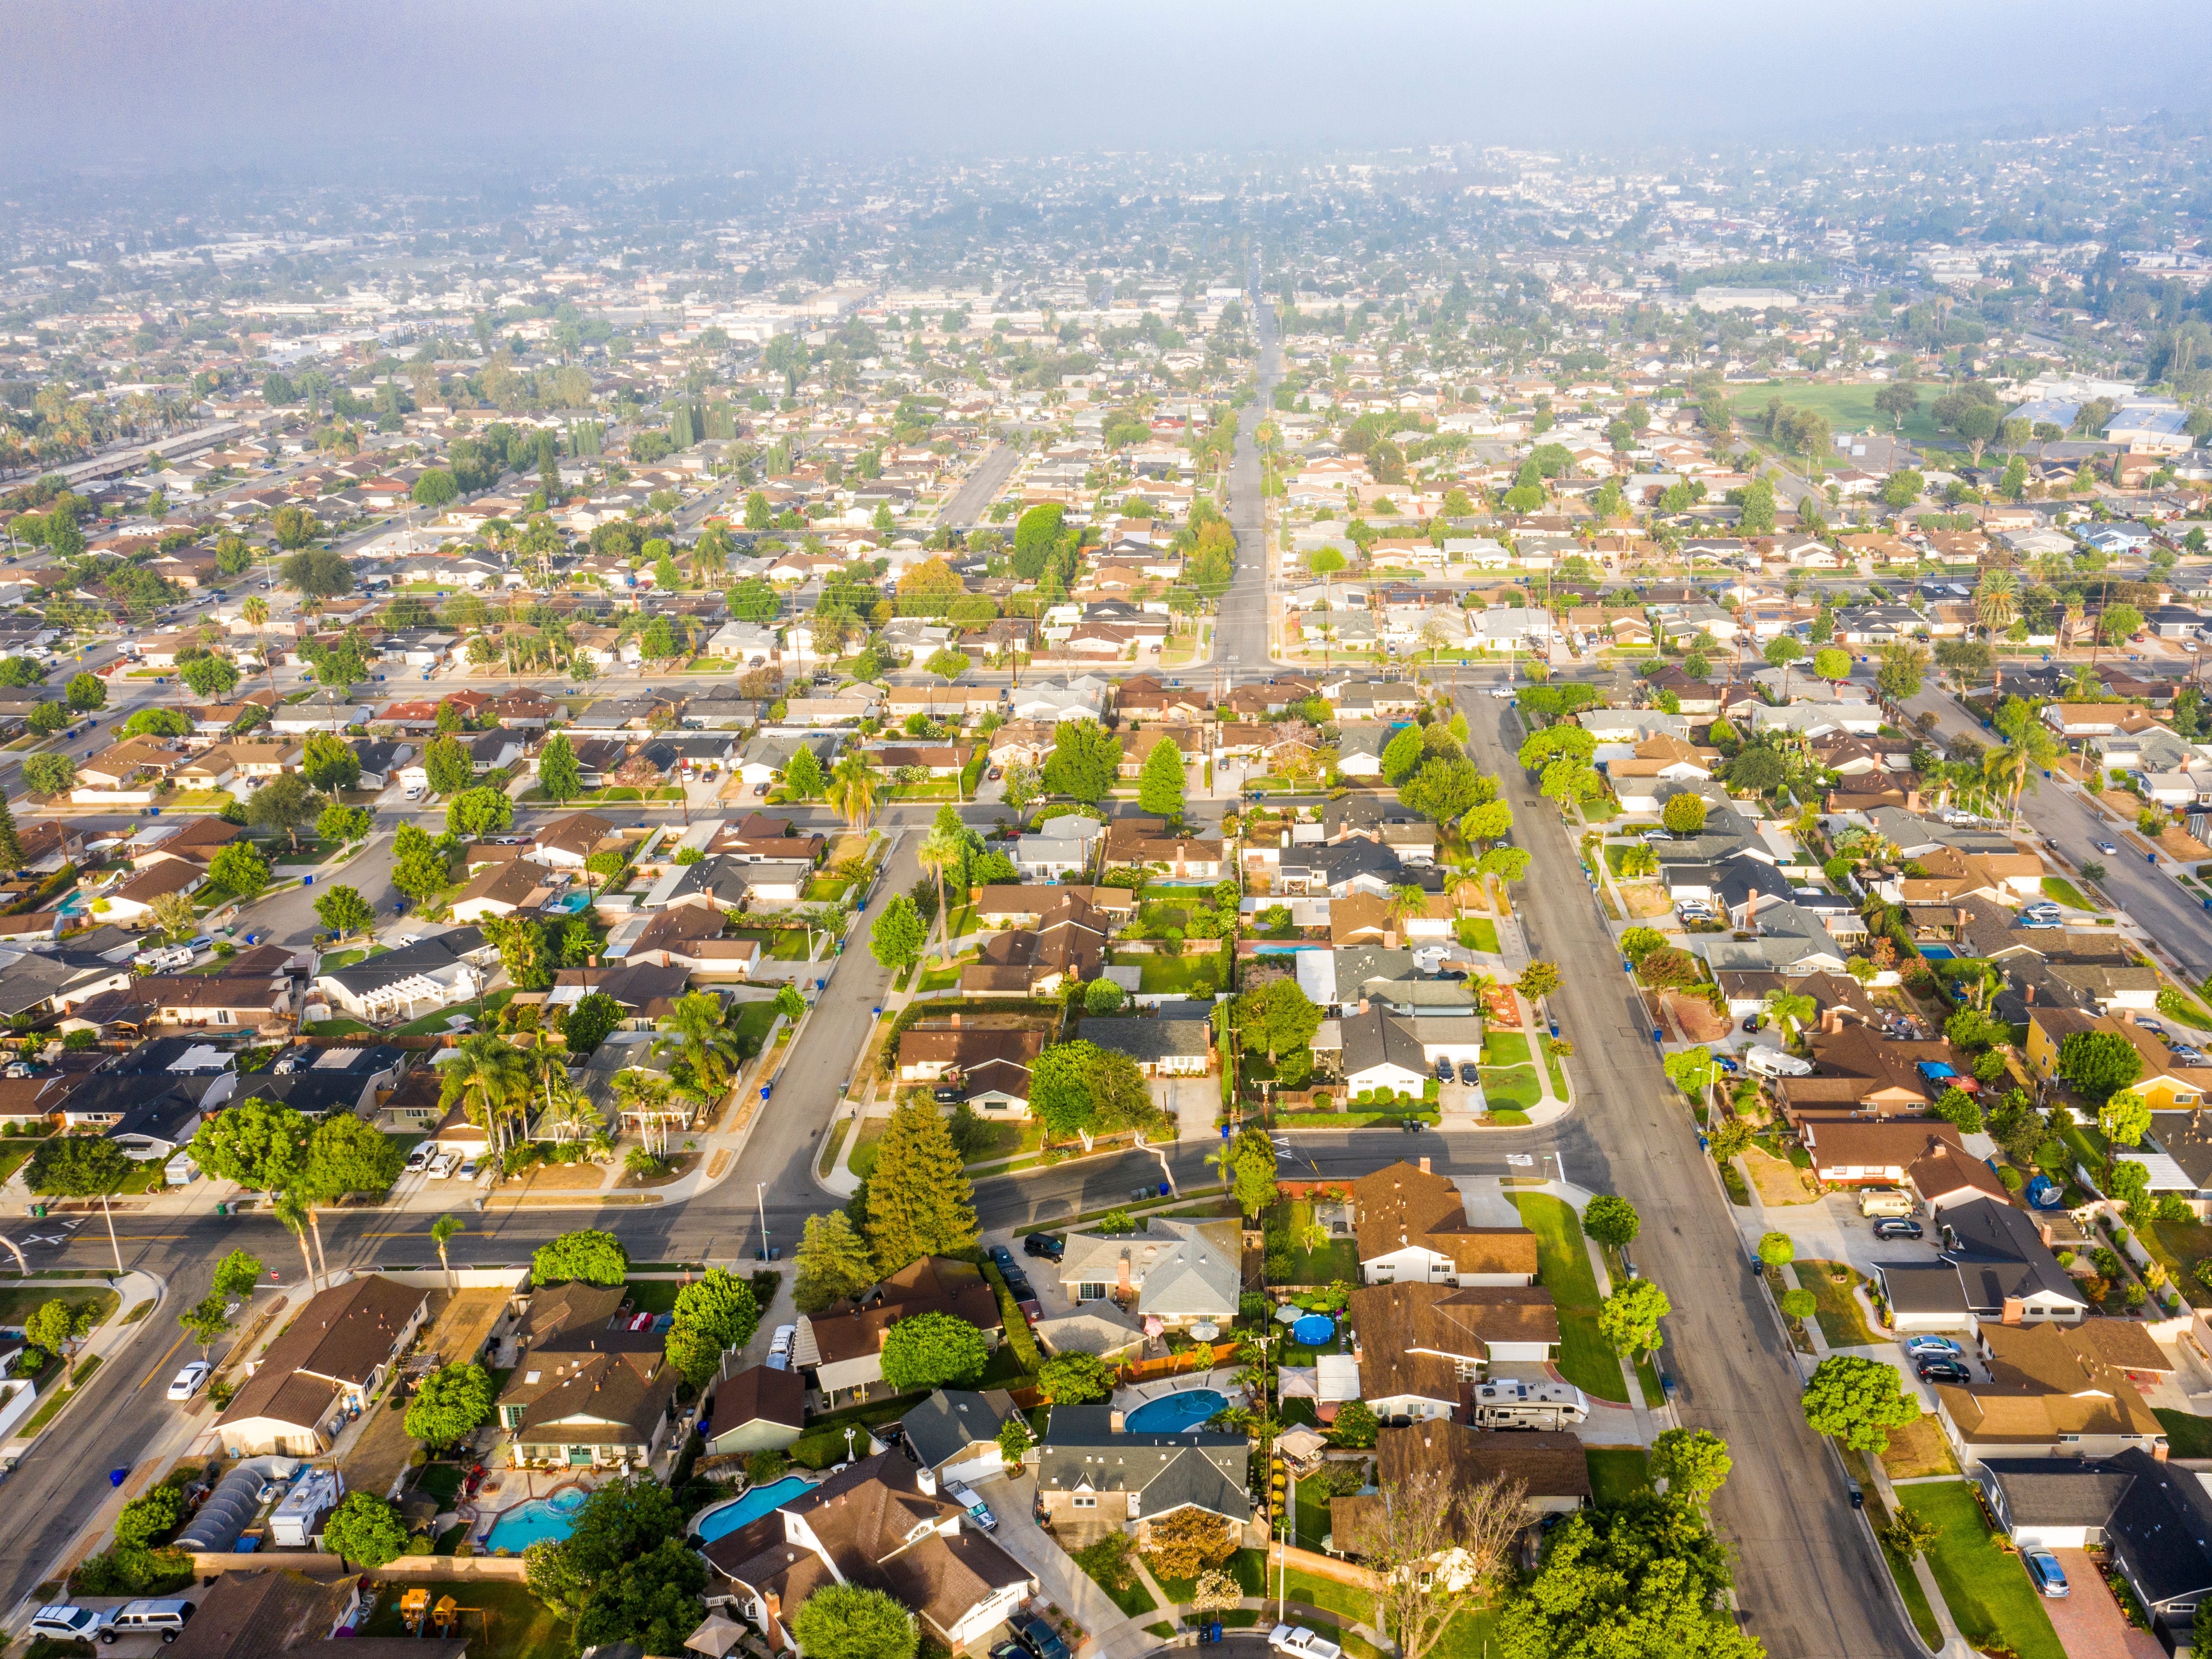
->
1483;1032;1531;1067
1479;1065;1541;1113
1273;1200;1360;1285
959;1120;1043;1167
621;1279;682;1316
1860;1479;1946;1650
305;1018;372;1037
1537;1034;1569;1098
846;1118;887;1181
1075;1548;1157;1618
390;988;514;1036
1797;1261;1880;1349
1112;949;1228;997
1584;1448;1651;1508
2042;876;2096;911
1513;1193;1627;1403
0;1285;118;1330
356;1580;562;1659
1455;917;1501;954
1153;1547;1268;1607
2156;1408;2212;1458
1896;1480;2065;1659
731;998;783;1054
1729;381;1949;447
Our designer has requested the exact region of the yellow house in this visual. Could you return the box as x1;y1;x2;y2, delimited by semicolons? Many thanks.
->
2025;1005;2210;1110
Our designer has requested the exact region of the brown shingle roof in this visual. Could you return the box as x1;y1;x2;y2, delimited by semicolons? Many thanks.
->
217;1275;425;1433
1351;1161;1539;1277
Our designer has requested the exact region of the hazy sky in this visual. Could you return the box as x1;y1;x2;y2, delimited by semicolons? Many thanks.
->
10;0;2212;176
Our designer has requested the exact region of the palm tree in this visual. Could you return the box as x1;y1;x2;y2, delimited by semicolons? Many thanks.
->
827;752;880;829
916;824;965;969
431;1214;462;1298
1762;990;1817;1039
441;1034;530;1164
1984;729;2056;827
650;991;746;1104
1387;883;1426;943
272;1191;318;1291
1975;569;2019;646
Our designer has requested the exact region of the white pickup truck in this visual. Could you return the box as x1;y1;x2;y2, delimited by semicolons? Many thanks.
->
1269;1628;1343;1659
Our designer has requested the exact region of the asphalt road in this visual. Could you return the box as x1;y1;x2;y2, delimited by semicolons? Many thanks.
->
937;443;1018;527
1455;675;1917;1659
1216;301;1278;673
1901;680;2212;983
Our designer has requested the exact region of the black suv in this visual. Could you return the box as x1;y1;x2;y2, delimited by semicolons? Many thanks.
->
1435;1058;1453;1083
1916;1359;1971;1385
1010;1614;1071;1659
1458;1061;1479;1085
1023;1233;1064;1262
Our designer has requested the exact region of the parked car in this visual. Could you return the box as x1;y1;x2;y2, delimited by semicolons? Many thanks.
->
1009;1613;1069;1659
1458;1061;1479;1085
753;782;770;796
428;1151;458;1178
1434;1058;1453;1083
103;1601;195;1644
989;1244;1017;1272
457;1156;480;1182
1902;1335;1963;1359
2097;841;2118;856
29;1609;109;1645
1741;1015;1762;1033
166;1360;211;1401
405;1143;433;1173
1873;1219;1924;1241
1641;829;1671;844
987;766;1003;781
2024;1549;2070;1597
1023;1232;1064;1261
767;1324;796;1370
946;1479;997;1532
1916;1359;1972;1384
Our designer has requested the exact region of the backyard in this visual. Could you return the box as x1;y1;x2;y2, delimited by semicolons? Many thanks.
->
1107;948;1229;997
1267;1198;1360;1285
1512;1192;1626;1403
1895;1480;2065;1659
356;1580;561;1659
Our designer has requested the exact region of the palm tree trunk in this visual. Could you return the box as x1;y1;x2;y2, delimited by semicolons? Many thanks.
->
309;1207;328;1285
291;1225;315;1290
438;1240;453;1298
935;867;950;967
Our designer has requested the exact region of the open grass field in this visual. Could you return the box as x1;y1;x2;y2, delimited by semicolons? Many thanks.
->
1514;1193;1627;1403
1729;381;1948;448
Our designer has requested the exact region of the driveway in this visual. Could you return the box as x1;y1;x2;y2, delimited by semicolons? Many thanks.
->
2038;1550;2163;1659
974;1469;1150;1659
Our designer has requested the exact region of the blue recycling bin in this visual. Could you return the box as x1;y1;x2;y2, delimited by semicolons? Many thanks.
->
108;1467;128;1488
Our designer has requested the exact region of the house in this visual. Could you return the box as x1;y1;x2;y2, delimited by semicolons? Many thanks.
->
311;928;494;1025
1034;1403;1253;1539
97;858;207;927
704;1361;806;1457
1346;1281;1563;1418
532;811;617;870
1331;1425;1590;1558
898;1388;1015;1488
449;858;555;923
216;1275;430;1456
1976;1449;2212;1647
1057;1216;1241;1329
1015;816;1103;879
795;1257;1005;1401
959;890;1106;998
703;1452;1035;1654
1800;1120;1970;1187
894;1023;1045;1114
495;1278;680;1470
165;1569;380;1659
1932;1319;2168;1466
1351;1160;1538;1286
1080;1016;1212;1075
1938;1196;2093;1326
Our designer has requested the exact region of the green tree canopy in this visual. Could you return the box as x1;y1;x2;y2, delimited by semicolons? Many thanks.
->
1041;719;1122;805
788;1584;918;1659
1650;1427;1733;1504
2059;1028;2143;1104
863;1101;977;1273
533;1229;629;1287
404;1362;495;1447
1582;1195;1640;1250
794;1209;878;1314
877;1310;990;1391
1801;1353;1923;1452
322;1491;407;1567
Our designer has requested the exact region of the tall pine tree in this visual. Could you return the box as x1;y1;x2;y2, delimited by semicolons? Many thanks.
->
0;792;25;873
1137;737;1186;820
864;1100;977;1274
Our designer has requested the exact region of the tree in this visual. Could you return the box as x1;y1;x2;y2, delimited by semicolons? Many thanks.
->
997;1414;1033;1465
560;992;625;1057
539;731;582;804
25;1297;86;1357
576;1537;706;1655
878;1310;990;1392
21;753;76;797
1618;927;1667;967
1232;977;1323;1064
1036;1350;1117;1405
391;822;452;908
1041;718;1122;805
212;1248;262;1302
1757;1231;1794;1268
827;752;879;828
189;1097;309;1193
784;744;825;799
1598;1277;1669;1356
1517;961;1561;1000
2059;1028;2143;1105
2101;1089;2152;1148
280;547;353;605
868;894;926;974
313;884;374;941
404;1361;494;1447
665;1269;763;1386
321;1491;407;1567
412;469;459;509
208;840;271;899
2102;603;2145;645
245;774;320;850
63;672;104;713
180;653;240;699
1582;1195;1640;1251
307;1110;402;1200
1228;1126;1277;1219
1812;646;1851;681
1650;1427;1732;1504
424;735;473;796
1496;1497;1760;1659
1877;642;1928;708
1802;1353;1923;1452
1028;1040;1155;1143
149;889;196;944
1085;978;1128;1014
533;1229;629;1287
1660;794;1707;836
1881;1507;1942;1564
1366;1466;1528;1659
1137;738;1186;818
864;1100;977;1272
1329;1398;1379;1449
795;1210;878;1313
788;1585;917;1659
1143;1508;1237;1581
447;786;515;840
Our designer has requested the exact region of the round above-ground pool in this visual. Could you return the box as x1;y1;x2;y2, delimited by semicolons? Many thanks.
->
1290;1314;1336;1346
484;1485;590;1552
1124;1388;1228;1432
693;1475;816;1543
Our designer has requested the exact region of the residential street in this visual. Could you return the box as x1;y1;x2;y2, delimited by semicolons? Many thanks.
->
1216;296;1275;672
1455;677;1918;1659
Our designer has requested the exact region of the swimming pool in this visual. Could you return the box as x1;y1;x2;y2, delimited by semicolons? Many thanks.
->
1124;1388;1228;1432
484;1485;590;1552
1920;945;1958;961
1290;1314;1336;1347
693;1475;815;1542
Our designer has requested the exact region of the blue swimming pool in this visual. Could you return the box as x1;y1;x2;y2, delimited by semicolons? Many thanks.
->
1290;1314;1336;1347
1124;1388;1228;1432
693;1475;816;1542
485;1485;589;1552
1920;945;1958;961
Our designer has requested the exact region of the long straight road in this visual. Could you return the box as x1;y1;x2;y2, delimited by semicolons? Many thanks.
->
1214;296;1278;672
1456;682;1917;1659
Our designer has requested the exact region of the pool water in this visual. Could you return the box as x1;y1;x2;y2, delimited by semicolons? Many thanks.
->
1920;945;1958;960
1124;1388;1228;1432
693;1475;815;1542
485;1485;590;1551
1290;1314;1336;1346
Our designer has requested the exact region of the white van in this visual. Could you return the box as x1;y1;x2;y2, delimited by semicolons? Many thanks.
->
1859;1189;1914;1220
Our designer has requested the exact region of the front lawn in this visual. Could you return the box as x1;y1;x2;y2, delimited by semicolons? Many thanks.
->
1483;1032;1531;1067
2156;1408;2212;1459
1455;917;1501;954
731;998;783;1054
1537;1034;1569;1097
2041;876;2095;911
960;1120;1043;1167
1584;1448;1651;1507
846;1118;887;1181
1795;1261;1879;1349
1479;1065;1541;1113
1896;1480;2065;1659
0;1285;119;1330
1513;1193;1626;1403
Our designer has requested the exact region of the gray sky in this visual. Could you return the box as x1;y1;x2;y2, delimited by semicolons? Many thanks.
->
8;0;2212;175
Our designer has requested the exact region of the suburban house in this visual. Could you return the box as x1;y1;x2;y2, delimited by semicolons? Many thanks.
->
703;1452;1035;1654
216;1275;430;1456
959;890;1107;998
704;1361;807;1458
898;1388;1016;1489
1346;1281;1564;1418
1331;1423;1591;1562
311;929;495;1025
894;1023;1044;1114
1932;1319;2170;1466
1056;1216;1241;1330
1035;1403;1254;1541
496;1279;681;1470
794;1257;1005;1401
1938;1196;2093;1325
1080;1016;1212;1076
1351;1161;1539;1286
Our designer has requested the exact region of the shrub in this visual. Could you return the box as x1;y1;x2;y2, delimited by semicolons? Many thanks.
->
1998;1165;2023;1192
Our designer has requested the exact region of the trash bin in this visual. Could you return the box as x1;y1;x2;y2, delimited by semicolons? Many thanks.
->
215;1201;228;1217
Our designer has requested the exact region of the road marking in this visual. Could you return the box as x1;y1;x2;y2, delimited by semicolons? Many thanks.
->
136;1329;191;1393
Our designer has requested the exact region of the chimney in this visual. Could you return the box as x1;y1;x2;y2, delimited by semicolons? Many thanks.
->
1116;1255;1132;1300
1906;789;1923;813
1955;908;1969;931
587;955;598;968
914;1464;938;1495
1418;1156;1431;1175
2026;983;2036;1004
763;1592;785;1650
1747;889;1758;927
950;1012;961;1028
1822;1006;1843;1035
2001;1296;2026;1325
2121;1009;2137;1025
1384;927;1397;949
